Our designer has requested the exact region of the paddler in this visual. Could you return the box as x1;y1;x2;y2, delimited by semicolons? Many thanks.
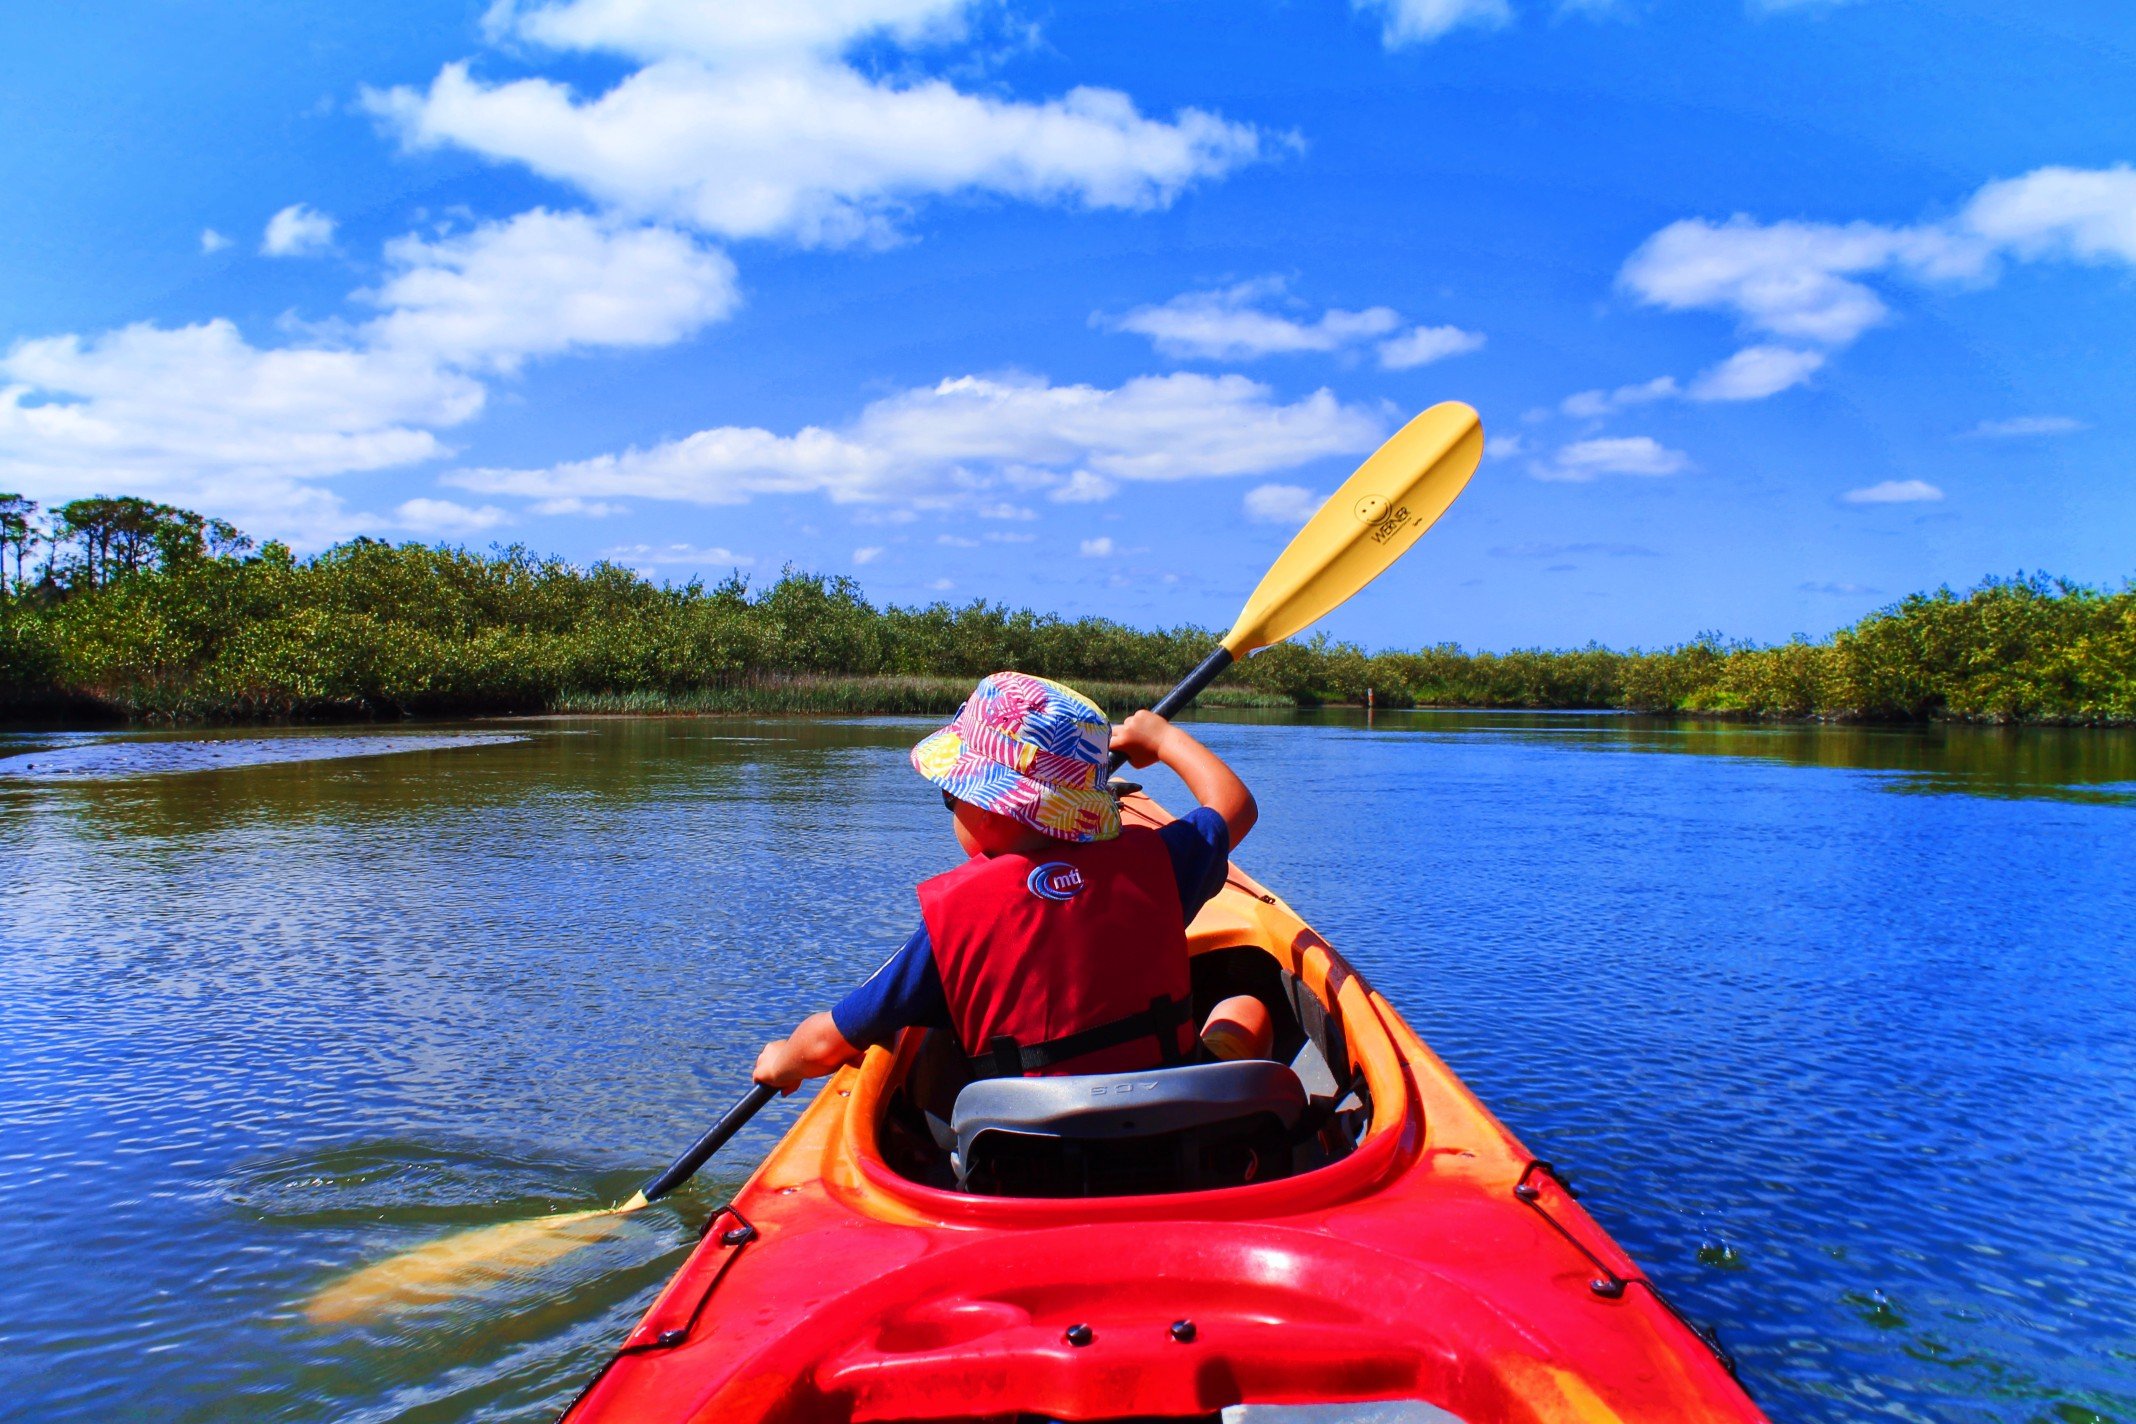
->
752;672;1268;1092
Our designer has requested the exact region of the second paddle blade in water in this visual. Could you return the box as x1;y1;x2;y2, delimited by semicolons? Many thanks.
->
306;1203;644;1326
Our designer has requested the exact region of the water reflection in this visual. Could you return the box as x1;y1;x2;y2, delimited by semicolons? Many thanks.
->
0;713;2128;1423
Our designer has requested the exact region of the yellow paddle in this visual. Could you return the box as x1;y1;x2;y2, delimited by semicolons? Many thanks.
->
304;399;1484;1326
306;1084;775;1324
1108;398;1485;760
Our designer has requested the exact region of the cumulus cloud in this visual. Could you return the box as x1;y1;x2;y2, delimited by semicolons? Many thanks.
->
1686;344;1827;401
1079;536;1116;557
0;211;744;543
1842;479;1943;504
1619;164;2136;350
603;541;754;565
487;0;972;62
853;545;885;564
1243;482;1320;526
1104;280;1399;361
1353;0;1513;46
1532;436;1690;481
446;372;1384;510
364;209;738;372
367;0;1265;248
531;495;628;516
1102;278;1481;369
1560;375;1679;418
262;204;337;257
1377;323;1486;369
1967;415;2086;438
394;496;511;534
200;228;231;254
1048;470;1117;503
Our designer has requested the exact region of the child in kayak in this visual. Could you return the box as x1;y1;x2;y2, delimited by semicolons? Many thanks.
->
753;672;1265;1093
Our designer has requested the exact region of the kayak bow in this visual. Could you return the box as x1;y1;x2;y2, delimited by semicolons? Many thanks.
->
563;789;1767;1424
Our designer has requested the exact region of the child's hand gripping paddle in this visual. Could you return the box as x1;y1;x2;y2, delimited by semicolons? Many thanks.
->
305;400;1484;1325
1108;399;1485;768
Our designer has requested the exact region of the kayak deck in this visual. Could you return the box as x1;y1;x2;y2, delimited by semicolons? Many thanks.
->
563;792;1766;1424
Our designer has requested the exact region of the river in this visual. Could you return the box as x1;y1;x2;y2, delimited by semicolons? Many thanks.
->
1;712;2131;1423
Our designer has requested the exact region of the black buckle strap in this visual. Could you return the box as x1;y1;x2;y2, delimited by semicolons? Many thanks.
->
969;994;1190;1079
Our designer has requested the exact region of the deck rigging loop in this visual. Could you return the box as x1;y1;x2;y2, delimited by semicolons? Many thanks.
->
1512;1160;1741;1379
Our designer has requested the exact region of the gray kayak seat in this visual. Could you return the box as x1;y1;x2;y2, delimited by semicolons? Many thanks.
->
949;1059;1308;1187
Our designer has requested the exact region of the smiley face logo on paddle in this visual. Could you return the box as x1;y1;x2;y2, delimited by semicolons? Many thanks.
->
1026;862;1086;902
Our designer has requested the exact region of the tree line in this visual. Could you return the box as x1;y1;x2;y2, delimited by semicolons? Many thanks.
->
1;493;2130;724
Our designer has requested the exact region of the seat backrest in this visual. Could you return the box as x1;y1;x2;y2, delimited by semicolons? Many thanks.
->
950;1060;1307;1185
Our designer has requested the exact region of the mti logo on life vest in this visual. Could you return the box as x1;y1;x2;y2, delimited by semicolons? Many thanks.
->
1026;862;1086;902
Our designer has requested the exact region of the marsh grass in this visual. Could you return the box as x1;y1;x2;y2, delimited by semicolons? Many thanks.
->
0;526;2128;725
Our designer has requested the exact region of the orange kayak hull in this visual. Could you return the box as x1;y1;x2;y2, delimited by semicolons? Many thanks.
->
564;793;1767;1424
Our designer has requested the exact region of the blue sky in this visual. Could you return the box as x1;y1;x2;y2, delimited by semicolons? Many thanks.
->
2;0;2131;650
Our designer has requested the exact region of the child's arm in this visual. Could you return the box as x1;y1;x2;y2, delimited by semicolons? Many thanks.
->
753;1011;864;1094
1111;711;1257;846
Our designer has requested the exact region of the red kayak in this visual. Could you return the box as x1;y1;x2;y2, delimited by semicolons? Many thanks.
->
562;790;1767;1423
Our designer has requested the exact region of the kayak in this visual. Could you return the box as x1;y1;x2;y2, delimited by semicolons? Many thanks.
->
561;789;1768;1424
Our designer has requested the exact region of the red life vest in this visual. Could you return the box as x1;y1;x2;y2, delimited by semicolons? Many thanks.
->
919;826;1194;1078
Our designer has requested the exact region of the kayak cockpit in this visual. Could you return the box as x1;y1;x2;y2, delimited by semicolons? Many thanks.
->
872;939;1378;1198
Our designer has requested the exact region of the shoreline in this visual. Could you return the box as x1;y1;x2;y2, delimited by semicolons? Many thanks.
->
5;682;2130;732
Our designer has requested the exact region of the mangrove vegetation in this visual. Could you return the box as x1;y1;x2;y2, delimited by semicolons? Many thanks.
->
1;494;2131;724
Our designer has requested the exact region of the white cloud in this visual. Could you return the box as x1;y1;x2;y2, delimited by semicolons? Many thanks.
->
1962;164;2136;263
1;320;479;494
394;496;511;534
1559;345;1823;420
1048;469;1117;503
1842;479;1943;504
1561;375;1678;418
200;228;231;255
1102;278;1481;370
488;0;971;62
1103;279;1400;361
1079;536;1116;557
363;209;738;372
1966;415;2086;438
601;541;753;564
1376;323;1486;369
368;33;1264;248
446;371;1385;509
1687;344;1826;401
0;212;746;544
262;204;338;257
853;545;884;564
1533;436;1691;481
926;577;955;590
1354;0;1513;46
1618;164;2136;352
532;495;628;516
1243;482;1320;525
1483;433;1525;461
1618;216;1978;345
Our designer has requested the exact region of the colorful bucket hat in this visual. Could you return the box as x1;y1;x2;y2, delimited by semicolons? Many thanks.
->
911;672;1120;843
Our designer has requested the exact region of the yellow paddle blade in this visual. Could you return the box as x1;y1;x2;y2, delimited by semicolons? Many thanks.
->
1222;401;1483;656
304;1194;648;1326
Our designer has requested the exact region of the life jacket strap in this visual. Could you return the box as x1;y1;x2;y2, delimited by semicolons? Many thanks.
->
968;994;1190;1080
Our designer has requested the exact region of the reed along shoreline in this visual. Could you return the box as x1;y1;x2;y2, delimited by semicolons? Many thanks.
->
2;514;2130;727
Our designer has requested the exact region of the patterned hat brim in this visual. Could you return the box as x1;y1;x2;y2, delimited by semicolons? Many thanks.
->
911;727;1121;844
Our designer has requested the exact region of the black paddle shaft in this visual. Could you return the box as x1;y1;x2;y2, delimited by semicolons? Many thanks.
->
639;1082;779;1204
1106;645;1235;776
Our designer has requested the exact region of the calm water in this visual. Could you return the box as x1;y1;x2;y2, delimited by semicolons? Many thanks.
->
1;713;2132;1423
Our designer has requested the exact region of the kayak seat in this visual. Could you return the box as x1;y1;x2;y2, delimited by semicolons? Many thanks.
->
950;1060;1308;1197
